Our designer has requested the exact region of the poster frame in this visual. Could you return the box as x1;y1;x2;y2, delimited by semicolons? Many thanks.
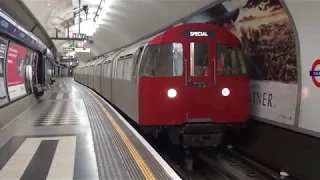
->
6;41;28;102
0;36;10;108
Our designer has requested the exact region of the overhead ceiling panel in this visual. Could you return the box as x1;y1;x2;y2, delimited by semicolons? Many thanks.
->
23;0;216;61
23;0;74;47
0;0;57;54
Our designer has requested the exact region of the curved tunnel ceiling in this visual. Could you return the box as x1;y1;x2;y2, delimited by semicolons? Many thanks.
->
22;0;215;61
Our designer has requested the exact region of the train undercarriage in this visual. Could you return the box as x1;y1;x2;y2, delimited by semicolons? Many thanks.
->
144;122;247;148
142;122;248;170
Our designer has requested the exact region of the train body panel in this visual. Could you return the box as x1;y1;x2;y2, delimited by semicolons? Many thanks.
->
111;44;141;123
139;77;186;125
83;67;87;86
212;76;249;123
88;65;95;89
82;67;86;84
101;77;112;100
93;58;105;93
101;52;119;100
77;67;81;83
83;62;91;87
111;79;139;121
100;60;110;100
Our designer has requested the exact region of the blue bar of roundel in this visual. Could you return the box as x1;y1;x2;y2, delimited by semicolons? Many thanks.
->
310;71;320;76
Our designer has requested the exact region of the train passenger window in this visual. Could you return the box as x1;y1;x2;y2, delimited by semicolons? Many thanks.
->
116;59;124;79
97;64;101;75
123;56;134;80
103;63;108;77
107;62;112;78
124;59;130;80
190;42;208;76
216;45;246;76
139;43;183;77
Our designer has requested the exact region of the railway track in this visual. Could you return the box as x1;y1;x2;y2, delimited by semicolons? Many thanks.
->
224;146;295;180
196;150;268;180
194;145;296;180
149;135;294;180
146;134;256;179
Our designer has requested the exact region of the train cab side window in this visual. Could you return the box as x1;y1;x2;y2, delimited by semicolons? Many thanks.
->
190;42;208;76
139;43;183;77
216;45;247;76
133;47;144;76
139;46;158;76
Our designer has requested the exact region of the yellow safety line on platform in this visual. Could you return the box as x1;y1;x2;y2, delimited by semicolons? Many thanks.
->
84;88;156;180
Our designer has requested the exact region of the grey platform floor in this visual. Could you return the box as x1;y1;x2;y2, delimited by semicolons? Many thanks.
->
0;78;180;180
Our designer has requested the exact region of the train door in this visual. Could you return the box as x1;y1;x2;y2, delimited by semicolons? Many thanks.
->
32;52;39;85
25;49;34;93
68;68;73;77
185;40;215;122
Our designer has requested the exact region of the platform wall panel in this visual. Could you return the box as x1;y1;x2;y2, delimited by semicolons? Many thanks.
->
0;94;39;129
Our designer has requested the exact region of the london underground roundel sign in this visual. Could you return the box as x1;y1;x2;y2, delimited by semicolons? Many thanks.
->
310;59;320;87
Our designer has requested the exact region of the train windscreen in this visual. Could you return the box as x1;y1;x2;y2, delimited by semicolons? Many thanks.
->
216;45;247;76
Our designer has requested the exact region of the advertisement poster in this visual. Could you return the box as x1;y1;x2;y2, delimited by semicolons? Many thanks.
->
0;37;9;106
183;0;298;124
6;42;27;100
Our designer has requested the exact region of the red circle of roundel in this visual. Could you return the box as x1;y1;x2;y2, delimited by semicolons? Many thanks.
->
311;59;320;87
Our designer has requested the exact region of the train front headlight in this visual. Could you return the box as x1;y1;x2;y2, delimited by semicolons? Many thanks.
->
222;88;230;97
167;88;177;98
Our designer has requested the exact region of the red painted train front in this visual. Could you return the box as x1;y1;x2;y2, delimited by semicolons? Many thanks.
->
75;23;250;148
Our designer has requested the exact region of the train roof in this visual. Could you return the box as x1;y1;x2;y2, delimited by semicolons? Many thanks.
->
96;57;106;65
103;50;122;62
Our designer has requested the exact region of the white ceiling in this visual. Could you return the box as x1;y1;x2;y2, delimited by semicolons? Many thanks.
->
22;0;215;62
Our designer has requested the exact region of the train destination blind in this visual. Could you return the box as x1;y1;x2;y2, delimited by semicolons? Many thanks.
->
183;30;216;37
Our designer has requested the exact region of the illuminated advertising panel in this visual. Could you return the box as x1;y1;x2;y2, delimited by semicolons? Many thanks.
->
6;42;27;100
0;37;9;106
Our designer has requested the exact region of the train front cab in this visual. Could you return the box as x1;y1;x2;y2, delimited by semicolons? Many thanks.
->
138;23;249;148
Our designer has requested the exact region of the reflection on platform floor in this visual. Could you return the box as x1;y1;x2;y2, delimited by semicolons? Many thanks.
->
0;78;98;180
0;78;179;180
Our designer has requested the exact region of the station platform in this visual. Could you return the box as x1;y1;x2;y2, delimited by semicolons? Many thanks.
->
0;78;180;180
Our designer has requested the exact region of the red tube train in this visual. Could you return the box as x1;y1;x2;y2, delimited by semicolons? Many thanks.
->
74;23;249;148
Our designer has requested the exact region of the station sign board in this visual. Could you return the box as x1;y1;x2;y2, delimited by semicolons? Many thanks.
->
62;47;90;53
72;33;86;39
75;48;90;52
63;47;75;52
